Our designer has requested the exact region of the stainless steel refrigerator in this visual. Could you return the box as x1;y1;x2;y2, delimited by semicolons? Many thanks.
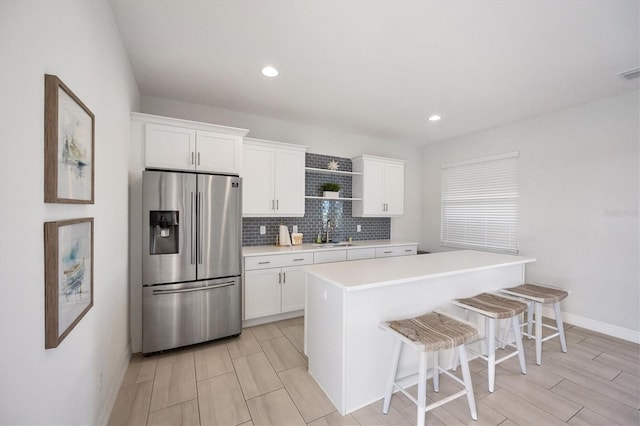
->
141;170;242;354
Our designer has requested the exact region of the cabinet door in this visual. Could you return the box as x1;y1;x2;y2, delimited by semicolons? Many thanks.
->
145;123;196;171
314;250;347;264
384;162;405;215
362;159;385;215
274;148;305;216
244;268;281;320
242;144;275;216
196;130;242;174
281;266;306;313
347;248;376;261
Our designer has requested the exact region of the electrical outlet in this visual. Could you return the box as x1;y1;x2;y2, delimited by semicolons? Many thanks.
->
357;224;361;232
260;226;266;235
292;225;298;233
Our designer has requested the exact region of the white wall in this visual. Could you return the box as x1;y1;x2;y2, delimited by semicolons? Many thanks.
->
421;91;639;340
0;1;140;424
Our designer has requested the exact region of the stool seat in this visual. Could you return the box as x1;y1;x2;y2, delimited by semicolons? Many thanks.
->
502;283;568;304
454;293;527;319
500;283;569;365
388;312;478;351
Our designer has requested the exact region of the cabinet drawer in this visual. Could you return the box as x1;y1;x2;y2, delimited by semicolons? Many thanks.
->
314;250;347;264
375;245;417;258
245;252;313;270
347;248;376;261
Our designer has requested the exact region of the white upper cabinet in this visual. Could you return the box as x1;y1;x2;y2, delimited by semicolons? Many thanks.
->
135;113;249;175
352;155;406;217
242;138;308;217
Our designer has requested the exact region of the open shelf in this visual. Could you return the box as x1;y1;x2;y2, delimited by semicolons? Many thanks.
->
305;196;362;201
305;167;362;176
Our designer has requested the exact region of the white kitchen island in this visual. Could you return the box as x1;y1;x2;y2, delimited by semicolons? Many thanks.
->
303;250;536;415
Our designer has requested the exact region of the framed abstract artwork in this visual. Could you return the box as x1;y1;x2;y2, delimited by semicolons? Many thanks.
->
44;217;94;349
44;74;95;204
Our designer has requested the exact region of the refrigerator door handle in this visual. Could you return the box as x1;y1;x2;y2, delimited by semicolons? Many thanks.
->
152;281;236;295
191;192;196;265
198;192;203;264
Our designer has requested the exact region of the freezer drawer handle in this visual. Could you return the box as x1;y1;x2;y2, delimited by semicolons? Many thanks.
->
152;281;236;295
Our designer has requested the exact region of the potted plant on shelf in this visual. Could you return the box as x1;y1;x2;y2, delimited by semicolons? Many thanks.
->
321;182;341;199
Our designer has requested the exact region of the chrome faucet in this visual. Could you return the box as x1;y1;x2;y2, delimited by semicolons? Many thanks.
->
325;219;334;243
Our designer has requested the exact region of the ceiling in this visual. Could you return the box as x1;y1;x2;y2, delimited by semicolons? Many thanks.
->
109;0;639;145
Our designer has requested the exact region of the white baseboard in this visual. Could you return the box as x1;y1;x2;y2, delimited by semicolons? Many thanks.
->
543;307;640;344
97;345;131;425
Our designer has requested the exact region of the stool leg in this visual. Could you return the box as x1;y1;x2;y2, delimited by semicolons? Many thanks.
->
457;344;478;420
500;317;510;349
383;338;402;414
553;301;567;353
535;302;543;365
526;301;534;339
486;317;496;392
417;351;428;426
451;346;459;372
512;315;527;375
432;351;440;392
451;308;470;372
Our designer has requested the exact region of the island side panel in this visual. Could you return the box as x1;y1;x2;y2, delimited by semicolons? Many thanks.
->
343;264;525;414
306;274;348;414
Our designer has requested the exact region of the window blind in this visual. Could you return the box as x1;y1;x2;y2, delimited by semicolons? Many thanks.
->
441;152;519;254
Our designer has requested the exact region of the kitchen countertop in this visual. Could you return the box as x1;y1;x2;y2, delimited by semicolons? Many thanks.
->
303;249;536;291
242;239;419;257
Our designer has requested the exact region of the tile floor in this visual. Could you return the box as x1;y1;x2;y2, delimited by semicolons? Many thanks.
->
109;317;639;425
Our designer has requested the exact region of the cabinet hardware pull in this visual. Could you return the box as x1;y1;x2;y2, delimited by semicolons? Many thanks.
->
271;199;275;210
258;261;271;264
384;251;392;254
293;258;304;261
278;272;282;284
404;249;413;252
276;199;279;210
191;152;195;165
197;152;200;165
283;272;286;283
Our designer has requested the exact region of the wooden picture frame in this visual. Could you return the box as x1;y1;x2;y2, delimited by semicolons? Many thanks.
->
44;74;95;204
44;217;94;349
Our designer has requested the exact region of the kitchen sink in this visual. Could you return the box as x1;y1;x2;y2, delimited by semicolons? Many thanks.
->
312;242;353;248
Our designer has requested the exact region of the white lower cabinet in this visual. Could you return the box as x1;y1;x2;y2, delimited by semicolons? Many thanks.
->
314;250;347;264
375;245;417;257
243;252;313;320
347;248;376;260
243;244;418;321
244;268;282;320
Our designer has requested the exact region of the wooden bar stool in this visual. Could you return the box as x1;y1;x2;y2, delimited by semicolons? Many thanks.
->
500;283;569;365
380;311;478;426
450;293;527;392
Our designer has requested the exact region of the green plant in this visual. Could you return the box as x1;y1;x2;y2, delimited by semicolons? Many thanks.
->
321;182;341;192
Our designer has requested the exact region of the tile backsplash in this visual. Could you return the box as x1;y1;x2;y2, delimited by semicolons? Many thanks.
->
242;153;390;246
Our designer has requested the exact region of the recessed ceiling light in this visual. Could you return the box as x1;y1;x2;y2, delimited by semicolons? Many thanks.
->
261;66;279;77
428;115;441;122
